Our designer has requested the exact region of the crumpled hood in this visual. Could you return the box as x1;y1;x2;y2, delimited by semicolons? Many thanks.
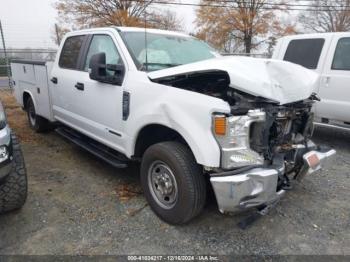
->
148;56;319;105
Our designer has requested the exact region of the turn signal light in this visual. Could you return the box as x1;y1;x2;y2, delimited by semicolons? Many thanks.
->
214;116;226;136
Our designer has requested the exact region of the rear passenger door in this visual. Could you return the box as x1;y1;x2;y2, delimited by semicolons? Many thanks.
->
317;36;350;123
51;34;87;126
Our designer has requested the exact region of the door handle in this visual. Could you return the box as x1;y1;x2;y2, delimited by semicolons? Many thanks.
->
324;76;331;87
74;82;84;91
51;77;58;84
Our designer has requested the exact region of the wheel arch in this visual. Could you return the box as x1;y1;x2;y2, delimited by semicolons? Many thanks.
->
133;124;190;159
129;119;221;167
22;90;35;111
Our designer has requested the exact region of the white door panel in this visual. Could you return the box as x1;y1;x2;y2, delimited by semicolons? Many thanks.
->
51;69;86;125
72;72;125;149
33;65;52;120
50;34;86;127
76;33;126;150
317;36;350;122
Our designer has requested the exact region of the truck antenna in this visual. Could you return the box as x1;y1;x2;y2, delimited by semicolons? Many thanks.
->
144;9;148;72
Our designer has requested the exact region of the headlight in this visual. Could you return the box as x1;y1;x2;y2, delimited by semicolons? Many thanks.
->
0;102;7;130
212;110;266;169
0;146;9;163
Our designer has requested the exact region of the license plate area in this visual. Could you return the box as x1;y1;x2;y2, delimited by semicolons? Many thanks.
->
306;153;320;169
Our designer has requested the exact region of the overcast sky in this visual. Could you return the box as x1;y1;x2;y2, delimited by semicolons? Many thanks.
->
0;0;199;49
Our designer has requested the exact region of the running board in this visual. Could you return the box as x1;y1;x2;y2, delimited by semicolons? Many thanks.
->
56;127;128;168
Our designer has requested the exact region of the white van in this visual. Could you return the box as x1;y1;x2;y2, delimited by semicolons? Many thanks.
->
273;32;350;128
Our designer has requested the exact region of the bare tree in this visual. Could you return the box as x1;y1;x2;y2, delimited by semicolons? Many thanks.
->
196;0;296;53
51;24;70;46
299;0;350;32
55;0;183;30
147;10;184;31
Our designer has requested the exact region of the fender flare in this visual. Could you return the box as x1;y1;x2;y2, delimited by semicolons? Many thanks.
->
22;89;37;111
127;118;221;168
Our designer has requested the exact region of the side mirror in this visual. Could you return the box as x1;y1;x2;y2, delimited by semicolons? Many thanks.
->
89;52;125;85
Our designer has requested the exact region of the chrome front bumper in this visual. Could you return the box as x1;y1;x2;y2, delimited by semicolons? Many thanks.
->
210;148;336;214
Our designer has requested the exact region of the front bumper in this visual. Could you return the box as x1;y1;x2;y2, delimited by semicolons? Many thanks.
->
0;125;13;181
210;147;336;214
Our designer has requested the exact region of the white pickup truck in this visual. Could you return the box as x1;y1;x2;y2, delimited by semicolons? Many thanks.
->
273;32;350;129
11;27;335;224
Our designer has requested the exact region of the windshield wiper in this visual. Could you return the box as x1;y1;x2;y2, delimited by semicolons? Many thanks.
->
140;63;182;71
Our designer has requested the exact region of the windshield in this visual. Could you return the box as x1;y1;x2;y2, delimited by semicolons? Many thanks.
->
120;31;219;71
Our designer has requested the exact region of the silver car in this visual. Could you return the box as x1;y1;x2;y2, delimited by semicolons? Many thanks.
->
0;101;27;213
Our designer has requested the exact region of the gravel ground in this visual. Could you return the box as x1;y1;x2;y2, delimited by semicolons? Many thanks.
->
0;90;349;255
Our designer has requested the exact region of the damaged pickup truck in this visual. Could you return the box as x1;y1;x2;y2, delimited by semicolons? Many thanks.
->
11;27;336;224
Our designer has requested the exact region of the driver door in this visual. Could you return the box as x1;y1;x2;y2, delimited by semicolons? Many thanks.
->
73;33;127;152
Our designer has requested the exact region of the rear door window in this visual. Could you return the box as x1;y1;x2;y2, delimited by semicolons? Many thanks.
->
59;35;85;69
332;37;350;71
283;38;325;69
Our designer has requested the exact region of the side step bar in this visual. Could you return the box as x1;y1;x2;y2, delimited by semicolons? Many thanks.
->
56;127;128;168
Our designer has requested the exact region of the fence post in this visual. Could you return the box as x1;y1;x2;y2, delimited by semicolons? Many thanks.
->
55;24;61;46
0;20;12;88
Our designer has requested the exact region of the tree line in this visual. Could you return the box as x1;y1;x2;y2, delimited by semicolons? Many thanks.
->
54;0;350;54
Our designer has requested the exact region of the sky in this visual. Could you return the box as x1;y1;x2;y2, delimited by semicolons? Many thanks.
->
0;0;199;49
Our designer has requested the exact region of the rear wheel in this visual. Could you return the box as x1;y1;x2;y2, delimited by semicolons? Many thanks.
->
0;133;27;214
26;96;50;132
141;141;206;224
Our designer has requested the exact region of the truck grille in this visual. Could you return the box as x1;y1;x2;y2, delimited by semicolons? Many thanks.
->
249;105;314;161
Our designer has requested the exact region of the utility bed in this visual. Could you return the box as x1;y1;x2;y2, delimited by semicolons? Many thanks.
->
11;60;54;121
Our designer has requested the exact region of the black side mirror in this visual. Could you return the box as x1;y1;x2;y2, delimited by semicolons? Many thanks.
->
89;52;125;85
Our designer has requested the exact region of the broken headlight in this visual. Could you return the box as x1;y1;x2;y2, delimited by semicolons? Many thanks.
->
212;110;266;170
0;102;7;130
0;146;9;163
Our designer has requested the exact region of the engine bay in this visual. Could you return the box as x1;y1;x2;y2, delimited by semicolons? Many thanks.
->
152;69;319;181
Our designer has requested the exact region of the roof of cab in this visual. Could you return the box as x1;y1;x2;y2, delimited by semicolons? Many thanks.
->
116;26;190;37
66;26;190;38
280;32;350;41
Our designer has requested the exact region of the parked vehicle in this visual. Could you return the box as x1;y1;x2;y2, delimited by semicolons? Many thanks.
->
11;27;335;224
0;101;27;214
273;32;350;128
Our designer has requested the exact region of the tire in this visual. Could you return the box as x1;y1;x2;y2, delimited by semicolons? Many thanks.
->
26;96;50;132
0;133;27;214
141;141;206;224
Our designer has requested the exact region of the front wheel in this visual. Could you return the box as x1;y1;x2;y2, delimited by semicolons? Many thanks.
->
141;141;206;224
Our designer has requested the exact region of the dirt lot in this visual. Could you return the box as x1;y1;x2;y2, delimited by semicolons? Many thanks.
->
0;89;349;255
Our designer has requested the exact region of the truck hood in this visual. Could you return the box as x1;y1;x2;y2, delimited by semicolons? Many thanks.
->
148;56;319;105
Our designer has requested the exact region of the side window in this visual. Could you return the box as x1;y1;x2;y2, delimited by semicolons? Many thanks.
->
59;35;85;69
332;38;350;71
283;39;325;69
84;35;122;75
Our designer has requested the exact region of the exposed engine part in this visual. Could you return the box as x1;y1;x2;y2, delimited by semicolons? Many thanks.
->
151;70;232;101
151;70;318;184
249;103;315;161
